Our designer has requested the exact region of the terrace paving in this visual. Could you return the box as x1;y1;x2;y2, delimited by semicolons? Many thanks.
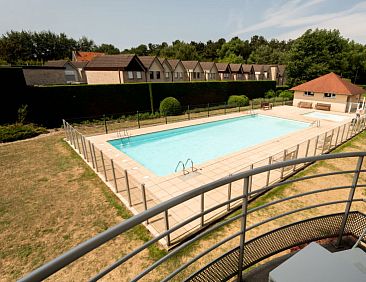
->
83;106;354;245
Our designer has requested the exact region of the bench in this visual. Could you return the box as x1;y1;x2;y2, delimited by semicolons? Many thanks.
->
298;101;312;109
315;103;331;111
261;102;272;110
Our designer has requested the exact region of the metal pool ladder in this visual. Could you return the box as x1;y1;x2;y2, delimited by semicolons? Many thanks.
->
175;158;197;175
310;120;321;127
117;128;130;145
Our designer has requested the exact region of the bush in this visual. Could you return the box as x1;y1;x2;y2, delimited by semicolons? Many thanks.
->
279;90;294;100
159;97;182;116
227;95;249;107
264;89;277;98
0;123;48;143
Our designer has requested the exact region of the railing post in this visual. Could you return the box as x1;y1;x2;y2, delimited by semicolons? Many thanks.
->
76;132;82;153
165;115;168;124
321;132;328;154
237;176;250;281
335;126;341;146
336;156;364;247
200;193;205;227
330;129;335;149
84;136;89;162
313;136;319;156
341;124;346;142
124;170;132;207
293;144;299;171
88;140;95;169
280;150;287;179
62;119;68;140
305;139;310;158
70;127;76;147
92;144;98;172
164;210;171;246
346;123;352;140
187;105;190;120
227;179;232;211
80;133;86;158
266;156;272;186
110;159;118;193
100;151;107;182
248;164;253;193
103;114;108;134
137;111;141;128
141;184;148;223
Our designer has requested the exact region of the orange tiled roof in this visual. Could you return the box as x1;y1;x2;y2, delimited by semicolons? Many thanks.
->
74;51;105;62
290;72;365;96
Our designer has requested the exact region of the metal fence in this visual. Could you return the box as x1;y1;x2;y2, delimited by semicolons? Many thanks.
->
68;98;293;136
19;152;366;282
62;111;366;246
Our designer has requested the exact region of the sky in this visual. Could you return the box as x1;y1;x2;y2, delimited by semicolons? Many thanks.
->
1;0;366;49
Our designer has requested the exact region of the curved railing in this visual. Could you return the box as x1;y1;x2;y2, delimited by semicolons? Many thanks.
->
19;152;366;282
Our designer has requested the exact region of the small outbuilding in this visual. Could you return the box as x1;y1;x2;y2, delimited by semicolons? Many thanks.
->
291;72;365;113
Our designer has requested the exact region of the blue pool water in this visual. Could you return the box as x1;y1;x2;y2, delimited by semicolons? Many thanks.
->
109;115;309;176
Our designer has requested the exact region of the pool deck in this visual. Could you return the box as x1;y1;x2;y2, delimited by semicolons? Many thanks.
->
86;106;354;244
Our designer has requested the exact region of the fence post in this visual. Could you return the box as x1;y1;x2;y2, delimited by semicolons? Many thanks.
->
227;178;232;211
92;144;98;172
280;150;287;179
200;193;205;227
165;115;168;124
111;159;118;193
62;120;68;140
336;156;364;247
164;210;171;246
103;114;108;134
124;170;132;207
141;184;148;223
88;140;95;168
266;156;272;186
187;105;191;120
207;103;210;117
305;139;310;158
321;132;328;154
249;164;253;193
313;136;319;156
237;176;250;281
69;127;76;147
238;105;241;112
335;126;341;146
137;111;141;128
341;124;346;142
100;151;107;181
84;137;89;162
293;144;300;171
80;134;86;158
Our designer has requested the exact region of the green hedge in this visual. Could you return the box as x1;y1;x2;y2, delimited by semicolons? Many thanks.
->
0;123;48;143
0;69;276;127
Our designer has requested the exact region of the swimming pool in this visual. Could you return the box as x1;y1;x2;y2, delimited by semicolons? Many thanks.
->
303;111;349;122
109;115;309;176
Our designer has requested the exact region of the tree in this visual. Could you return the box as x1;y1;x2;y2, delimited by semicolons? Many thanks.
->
76;36;96;51
94;43;120;54
286;29;350;86
218;37;251;62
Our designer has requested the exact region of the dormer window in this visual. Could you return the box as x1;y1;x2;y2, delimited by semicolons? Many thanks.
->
324;93;336;99
304;91;314;96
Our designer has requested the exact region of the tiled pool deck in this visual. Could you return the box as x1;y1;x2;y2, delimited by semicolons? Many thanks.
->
79;106;354;244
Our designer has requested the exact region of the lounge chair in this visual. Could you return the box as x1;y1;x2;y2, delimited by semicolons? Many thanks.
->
261;102;272;110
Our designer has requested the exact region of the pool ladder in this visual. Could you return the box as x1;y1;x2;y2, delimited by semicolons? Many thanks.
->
247;109;255;116
117;128;130;145
175;158;198;175
310;120;321;127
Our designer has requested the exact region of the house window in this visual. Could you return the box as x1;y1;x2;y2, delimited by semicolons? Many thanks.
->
193;72;197;79
324;93;336;99
165;72;169;79
174;72;178;79
179;72;183;79
136;71;142;79
128;71;133;79
224;73;229;79
304;91;314;96
149;71;154;79
237;74;242;79
156;71;160;79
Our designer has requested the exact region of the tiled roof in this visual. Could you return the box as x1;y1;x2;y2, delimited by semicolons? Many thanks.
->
278;65;286;75
138;56;157;69
252;64;264;72
182;60;199;70
290;72;365;96
167;59;180;70
200;62;216;71
242;64;253;73
85;54;137;69
44;60;68;67
229;63;243;73
70;61;88;68
216;63;230;72
74;51;105;62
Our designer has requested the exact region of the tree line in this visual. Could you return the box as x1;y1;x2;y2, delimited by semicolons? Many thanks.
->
0;29;366;85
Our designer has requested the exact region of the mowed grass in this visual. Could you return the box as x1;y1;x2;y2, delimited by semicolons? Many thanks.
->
1;129;366;281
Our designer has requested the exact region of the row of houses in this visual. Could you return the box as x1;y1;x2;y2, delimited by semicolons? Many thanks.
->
21;51;287;86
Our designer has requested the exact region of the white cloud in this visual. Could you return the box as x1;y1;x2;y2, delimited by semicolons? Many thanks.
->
230;0;366;43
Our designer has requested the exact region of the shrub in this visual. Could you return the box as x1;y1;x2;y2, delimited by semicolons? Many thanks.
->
227;95;249;107
279;90;294;100
0;124;48;143
159;97;182;116
17;104;28;124
264;89;277;98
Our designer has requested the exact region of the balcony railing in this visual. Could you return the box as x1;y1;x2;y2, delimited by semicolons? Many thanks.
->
19;151;366;281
